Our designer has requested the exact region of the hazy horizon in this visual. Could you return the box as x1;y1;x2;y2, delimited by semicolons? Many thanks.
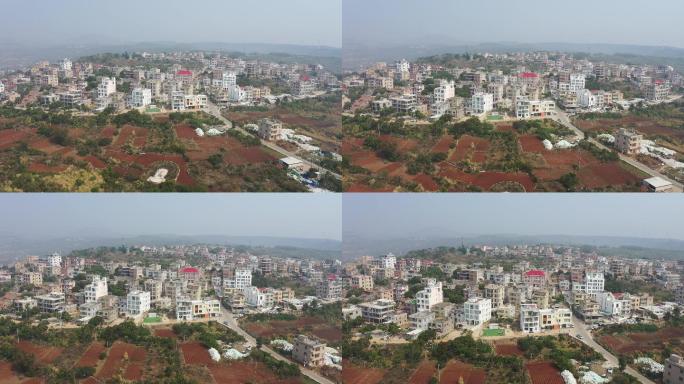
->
343;0;684;49
0;194;342;241
343;194;684;242
0;0;341;48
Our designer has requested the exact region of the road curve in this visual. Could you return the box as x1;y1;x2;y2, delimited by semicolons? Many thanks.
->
570;315;655;384
553;108;683;191
205;101;341;179
219;307;336;384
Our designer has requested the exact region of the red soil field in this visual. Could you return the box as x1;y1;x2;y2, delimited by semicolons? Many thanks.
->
533;150;599;181
598;327;684;355
431;136;454;153
409;360;437;384
76;342;106;367
341;363;385;384
99;126;115;139
16;341;63;364
345;183;395;192
577;163;641;189
83;156;107;169
413;174;439;191
495;343;524;357
123;362;144;381
96;342;146;379
0;361;23;384
380;134;418;152
526;361;564;384
0;129;29;149
450;135;490;163
440;360;487;384
208;361;300;384
438;165;536;192
28;138;63;154
244;317;340;342
175;124;197;139
575;115;684;141
180;342;213;365
311;326;343;343
106;150;194;185
440;360;486;384
114;125;148;148
28;162;67;174
519;134;546;153
231;146;275;164
154;328;177;338
345;148;389;173
377;162;403;175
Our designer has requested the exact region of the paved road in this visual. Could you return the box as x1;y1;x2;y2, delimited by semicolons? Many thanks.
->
552;108;683;191
205;101;341;179
218;307;335;384
570;316;655;384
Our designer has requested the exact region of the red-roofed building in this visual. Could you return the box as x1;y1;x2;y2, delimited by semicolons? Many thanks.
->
519;72;539;79
177;70;193;77
179;266;200;281
523;269;546;288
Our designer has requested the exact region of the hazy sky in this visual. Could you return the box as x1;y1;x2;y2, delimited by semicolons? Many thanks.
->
0;194;341;240
343;194;684;240
343;0;684;48
0;0;341;47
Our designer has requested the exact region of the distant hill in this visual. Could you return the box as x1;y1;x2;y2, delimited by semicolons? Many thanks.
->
0;234;341;264
342;232;684;260
342;41;684;71
0;41;341;72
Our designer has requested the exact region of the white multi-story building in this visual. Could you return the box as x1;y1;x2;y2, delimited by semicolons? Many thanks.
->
231;268;252;290
520;303;541;333
60;58;72;72
395;59;410;73
646;80;670;101
228;85;246;102
539;307;572;330
569;73;585;91
380;253;396;270
176;298;221;321
222;72;237;90
126;290;151;317
359;299;395;324
0;81;5;94
36;293;65;313
584;272;605;295
415;279;443;312
98;77;116;99
244;286;273;308
515;97;555;119
471;93;494;115
84;276;108;303
576;89;596;108
596;292;630;317
433;80;455;104
462;297;492;326
46;252;61;267
171;92;207;111
130;88;152;108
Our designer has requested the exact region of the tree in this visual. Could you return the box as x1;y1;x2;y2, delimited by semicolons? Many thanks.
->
207;153;223;169
559;172;579;190
618;355;628;371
